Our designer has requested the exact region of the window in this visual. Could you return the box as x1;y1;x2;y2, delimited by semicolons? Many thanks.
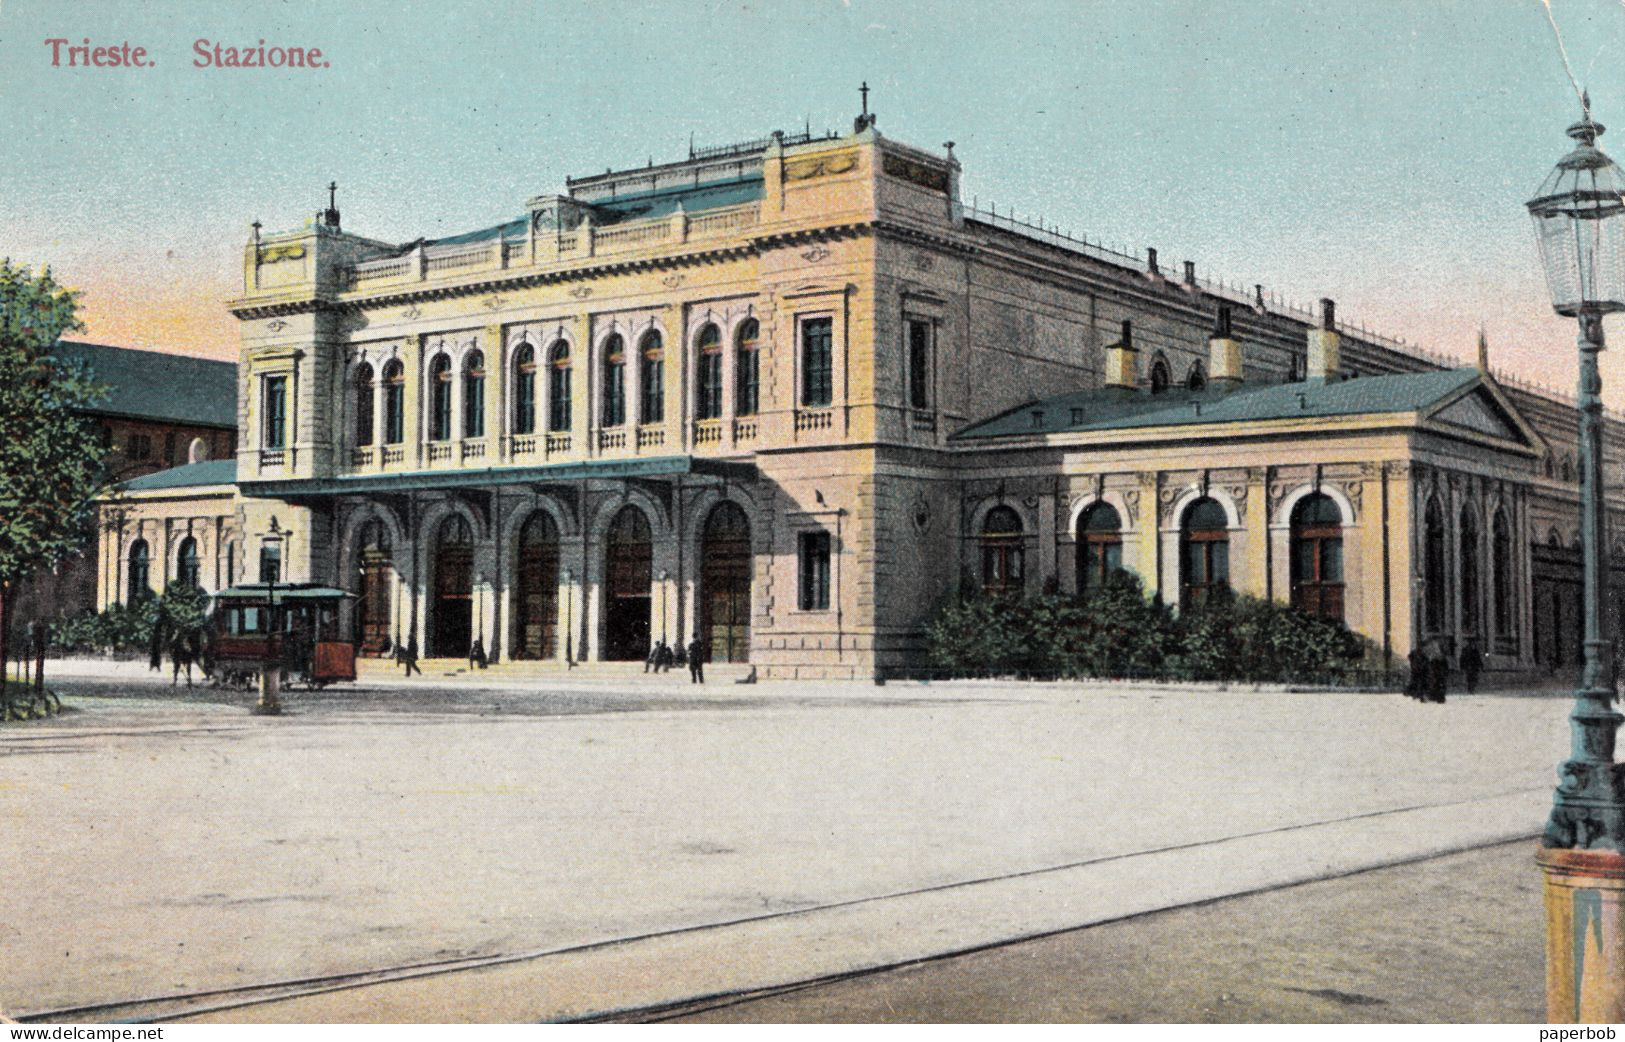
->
263;374;288;448
224;540;237;588
801;316;833;408
1076;502;1123;593
1149;358;1171;395
259;543;282;584
127;433;152;460
176;536;201;588
513;344;537;434
735;319;760;417
1424;497;1446;633
601;334;626;428
798;530;831;610
355;363;375;447
1186;363;1206;391
981;505;1025;596
548;341;572;432
428;355;452;441
1494;509;1516;650
640;331;664;424
1180;497;1229;609
163;432;176;466
907;319;932;410
1290;493;1344;621
127;539;150;602
696;324;723;420
1460;507;1480;638
383;360;405;444
101;423;113;450
463;350;485;438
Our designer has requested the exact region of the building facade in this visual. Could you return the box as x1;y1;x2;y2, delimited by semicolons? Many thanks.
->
97;109;1625;679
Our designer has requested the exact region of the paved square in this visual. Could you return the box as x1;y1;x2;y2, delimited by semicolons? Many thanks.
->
0;672;1570;1020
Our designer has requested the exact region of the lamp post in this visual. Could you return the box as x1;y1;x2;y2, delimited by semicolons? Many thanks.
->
1528;96;1625;1022
562;566;575;669
659;569;670;647
255;516;290;716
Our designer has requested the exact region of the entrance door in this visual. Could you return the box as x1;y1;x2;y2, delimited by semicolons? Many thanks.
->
433;515;474;658
354;519;393;656
515;512;559;659
701;501;751;662
604;506;651;661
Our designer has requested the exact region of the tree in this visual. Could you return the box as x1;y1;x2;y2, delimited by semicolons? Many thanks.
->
0;258;107;700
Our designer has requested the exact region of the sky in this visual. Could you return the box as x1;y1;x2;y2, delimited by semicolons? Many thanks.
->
2;0;1624;401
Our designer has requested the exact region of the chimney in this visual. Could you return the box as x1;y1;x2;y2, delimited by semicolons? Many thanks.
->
1146;248;1160;279
1306;298;1340;383
1183;260;1197;288
1103;319;1138;392
1208;305;1242;389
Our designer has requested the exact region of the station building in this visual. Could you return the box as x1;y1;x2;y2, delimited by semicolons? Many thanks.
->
97;103;1625;679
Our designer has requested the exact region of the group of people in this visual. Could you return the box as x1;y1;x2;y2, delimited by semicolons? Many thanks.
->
1406;637;1484;704
646;637;708;683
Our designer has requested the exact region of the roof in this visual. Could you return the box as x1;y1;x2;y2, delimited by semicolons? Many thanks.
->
55;341;236;428
238;455;756;501
119;459;237;492
953;368;1487;441
212;583;352;603
589;176;764;222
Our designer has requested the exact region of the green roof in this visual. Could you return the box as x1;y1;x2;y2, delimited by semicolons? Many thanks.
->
239;455;756;501
953;368;1485;441
591;176;764;222
120;459;237;492
55;341;236;428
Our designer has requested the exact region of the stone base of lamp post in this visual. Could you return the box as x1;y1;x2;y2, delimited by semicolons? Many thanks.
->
254;668;282;716
1537;845;1625;1023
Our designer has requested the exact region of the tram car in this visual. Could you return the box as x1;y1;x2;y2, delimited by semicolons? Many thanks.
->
209;584;357;689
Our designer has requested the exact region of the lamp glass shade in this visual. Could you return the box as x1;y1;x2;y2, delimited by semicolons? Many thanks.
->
1528;115;1625;316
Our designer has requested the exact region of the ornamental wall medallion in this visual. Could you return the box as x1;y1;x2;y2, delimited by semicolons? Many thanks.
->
569;286;593;299
267;319;287;332
661;274;685;288
882;153;950;192
914;254;935;272
257;243;306;264
401;304;422;320
784;151;859;182
1122;490;1140;525
483;295;505;312
801;245;831;263
1226;485;1248;519
911;493;931;533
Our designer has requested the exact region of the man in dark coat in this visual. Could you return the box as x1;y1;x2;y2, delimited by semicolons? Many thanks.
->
1460;638;1483;694
400;634;422;676
687;636;705;684
1426;638;1448;703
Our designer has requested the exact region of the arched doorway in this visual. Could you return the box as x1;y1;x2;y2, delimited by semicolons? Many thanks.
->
514;511;560;659
432;515;474;657
603;506;652;661
354;519;393;656
702;501;751;663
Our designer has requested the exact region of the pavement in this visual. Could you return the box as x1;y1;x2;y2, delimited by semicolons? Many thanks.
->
0;659;1575;1023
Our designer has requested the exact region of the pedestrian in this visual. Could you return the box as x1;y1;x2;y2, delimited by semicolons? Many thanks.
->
644;641;660;673
470;637;487;670
1406;646;1427;701
1460;638;1483;695
402;634;422;677
657;641;675;673
1425;638;1448;704
687;635;705;684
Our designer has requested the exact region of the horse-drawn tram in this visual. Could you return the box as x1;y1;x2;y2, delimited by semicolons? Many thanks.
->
210;583;357;690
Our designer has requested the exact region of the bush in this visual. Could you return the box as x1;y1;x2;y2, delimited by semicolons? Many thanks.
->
926;576;1359;684
49;598;161;656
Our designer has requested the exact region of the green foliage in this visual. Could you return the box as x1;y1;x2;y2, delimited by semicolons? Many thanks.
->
0;258;108;587
49;600;161;656
926;575;1360;684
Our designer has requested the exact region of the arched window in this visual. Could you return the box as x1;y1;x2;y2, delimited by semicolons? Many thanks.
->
548;341;572;432
1076;502;1123;593
1150;356;1171;394
981;505;1025;596
382;360;405;445
1460;507;1480;638
1186;362;1206;391
354;363;375;447
1493;509;1515;650
187;437;209;464
513;344;537;435
696;324;723;420
601;334;626;428
127;539;151;602
1180;497;1229;609
736;319;760;417
176;536;201;589
639;331;664;425
1424;497;1447;633
428;354;453;442
1290;493;1343;621
462;350;485;438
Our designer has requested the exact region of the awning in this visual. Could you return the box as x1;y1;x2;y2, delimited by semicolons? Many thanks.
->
238;454;757;503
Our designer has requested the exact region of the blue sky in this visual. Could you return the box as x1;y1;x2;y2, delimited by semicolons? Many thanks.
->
2;0;1622;399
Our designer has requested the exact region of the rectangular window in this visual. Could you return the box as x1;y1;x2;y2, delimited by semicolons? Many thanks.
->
263;375;288;449
698;352;723;420
127;433;152;460
736;344;759;417
798;530;831;611
163;432;176;465
641;355;664;424
259;544;281;584
907;319;932;410
800;317;833;408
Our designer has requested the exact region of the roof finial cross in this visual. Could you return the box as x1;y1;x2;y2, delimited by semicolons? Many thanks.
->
860;81;870;117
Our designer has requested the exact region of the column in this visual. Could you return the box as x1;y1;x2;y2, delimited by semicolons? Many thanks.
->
1242;468;1269;600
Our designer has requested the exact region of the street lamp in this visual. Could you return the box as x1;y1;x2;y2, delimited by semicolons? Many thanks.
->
659;569;670;647
255;516;291;716
562;566;575;669
1528;96;1625;1023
